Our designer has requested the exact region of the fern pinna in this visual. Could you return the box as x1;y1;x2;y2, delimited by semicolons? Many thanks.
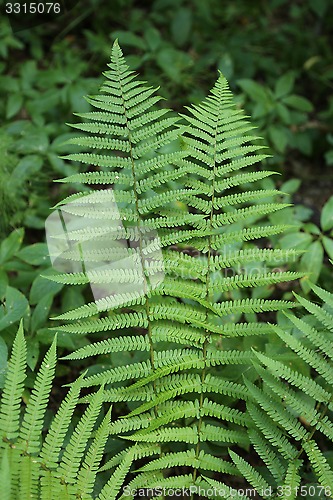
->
47;42;303;495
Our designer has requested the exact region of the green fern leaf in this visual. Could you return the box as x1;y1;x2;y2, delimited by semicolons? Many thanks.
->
96;446;135;500
40;372;85;469
19;336;57;454
248;429;285;483
279;459;302;500
58;385;104;484
0;322;26;441
303;440;333;488
75;407;112;497
247;403;298;460
229;450;271;495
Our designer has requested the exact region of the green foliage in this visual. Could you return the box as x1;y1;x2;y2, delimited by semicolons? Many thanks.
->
277;189;333;293
243;280;333;494
0;8;333;494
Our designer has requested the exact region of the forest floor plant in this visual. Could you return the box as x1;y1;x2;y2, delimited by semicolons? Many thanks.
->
1;42;332;499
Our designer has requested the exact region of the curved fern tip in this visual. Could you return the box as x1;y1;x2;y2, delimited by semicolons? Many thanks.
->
217;69;227;82
112;38;123;56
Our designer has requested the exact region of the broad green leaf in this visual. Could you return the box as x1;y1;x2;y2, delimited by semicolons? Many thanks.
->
144;27;162;51
321;196;333;232
302;223;321;235
112;31;146;50
275;71;295;99
268;125;288;153
11;155;43;182
282;94;314;112
0;271;8;301
279;232;312;251
0;287;29;331
17;243;50;266
280;179;301;195
15;129;49;154
0;228;24;264
294;131;313;156
218;53;234;81
325;150;333;166
30;269;64;305
300;241;324;292
309;0;328;17
237;79;268;102
31;293;53;331
294;204;313;222
26;338;40;371
276;102;291;124
323;236;333;259
6;93;23;119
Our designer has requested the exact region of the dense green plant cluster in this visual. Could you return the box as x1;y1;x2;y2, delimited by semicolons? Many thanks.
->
1;41;333;499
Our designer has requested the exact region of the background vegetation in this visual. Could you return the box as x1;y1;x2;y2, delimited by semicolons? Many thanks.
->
0;0;333;494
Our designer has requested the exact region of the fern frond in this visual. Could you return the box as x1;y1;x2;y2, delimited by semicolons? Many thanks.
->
62;335;150;360
244;378;308;441
279;460;302;500
202;476;249;499
19;336;57;454
302;440;333;488
272;324;333;386
138;449;237;475
19;455;40;500
58;385;104;484
55;311;148;335
254;351;332;405
200;398;247;426
229;450;271;495
200;423;248;445
40;372;85;469
294;292;333;332
210;271;302;293
45;45;308;492
254;363;333;440
214;298;295;316
99;443;159;472
122;400;200;435
80;360;151;388
0;448;11;500
96;446;135;500
124;425;199;444
75;407;112;497
281;312;333;361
